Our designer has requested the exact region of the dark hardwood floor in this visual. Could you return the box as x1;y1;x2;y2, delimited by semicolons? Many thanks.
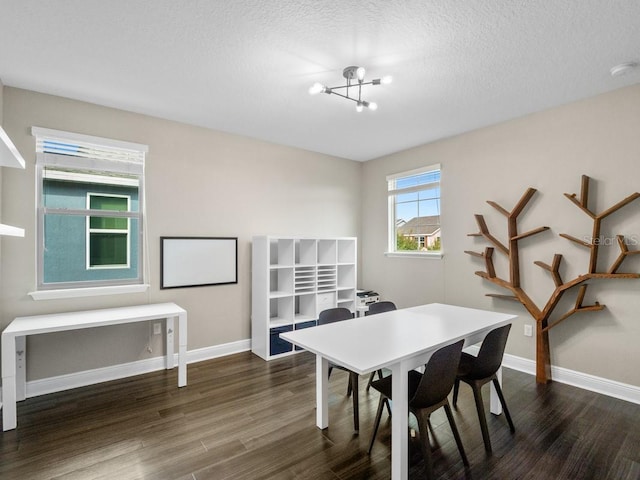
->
1;351;639;479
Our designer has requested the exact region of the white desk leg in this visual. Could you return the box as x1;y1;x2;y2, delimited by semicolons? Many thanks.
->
490;365;504;415
177;313;187;387
165;317;175;370
15;336;27;401
2;334;18;431
390;361;409;480
316;355;329;429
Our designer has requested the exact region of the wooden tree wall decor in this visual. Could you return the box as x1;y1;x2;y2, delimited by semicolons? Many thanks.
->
465;175;640;384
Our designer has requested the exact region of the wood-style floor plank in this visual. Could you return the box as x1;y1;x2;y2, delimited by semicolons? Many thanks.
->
1;350;639;479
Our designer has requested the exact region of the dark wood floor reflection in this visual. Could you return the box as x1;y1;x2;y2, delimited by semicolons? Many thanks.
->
1;351;639;479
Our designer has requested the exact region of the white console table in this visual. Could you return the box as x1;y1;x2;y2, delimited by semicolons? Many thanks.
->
1;302;187;431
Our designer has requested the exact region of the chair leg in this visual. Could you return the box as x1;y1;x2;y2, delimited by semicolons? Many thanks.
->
443;402;469;466
470;381;492;453
368;396;387;454
415;410;434;480
452;378;460;408
492;377;515;433
350;372;359;433
366;370;383;391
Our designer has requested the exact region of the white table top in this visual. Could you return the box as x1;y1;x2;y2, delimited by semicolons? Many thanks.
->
2;302;186;336
280;303;516;374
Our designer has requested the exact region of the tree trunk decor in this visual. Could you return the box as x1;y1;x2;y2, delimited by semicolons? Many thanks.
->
465;175;640;383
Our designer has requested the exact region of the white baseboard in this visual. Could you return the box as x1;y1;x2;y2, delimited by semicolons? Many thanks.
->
466;345;640;405
1;341;636;406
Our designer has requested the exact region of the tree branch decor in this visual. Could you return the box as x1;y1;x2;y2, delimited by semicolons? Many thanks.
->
465;175;640;383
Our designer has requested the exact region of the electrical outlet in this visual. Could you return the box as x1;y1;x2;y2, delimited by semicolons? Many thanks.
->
153;322;161;335
524;324;533;337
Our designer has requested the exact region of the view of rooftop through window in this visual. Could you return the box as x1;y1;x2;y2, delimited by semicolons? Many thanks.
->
389;167;441;252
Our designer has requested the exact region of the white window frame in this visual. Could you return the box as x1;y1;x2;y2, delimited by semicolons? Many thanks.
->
30;127;149;299
86;192;131;270
386;163;443;259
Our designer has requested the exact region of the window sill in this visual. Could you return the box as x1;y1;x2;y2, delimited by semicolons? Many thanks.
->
384;251;444;259
29;284;150;301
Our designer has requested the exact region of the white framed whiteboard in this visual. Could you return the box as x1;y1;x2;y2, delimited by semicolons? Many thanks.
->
160;237;238;289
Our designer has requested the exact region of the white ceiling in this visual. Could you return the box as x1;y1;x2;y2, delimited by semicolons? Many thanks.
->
1;1;640;161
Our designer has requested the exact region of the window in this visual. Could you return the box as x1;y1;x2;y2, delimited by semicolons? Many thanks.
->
387;164;441;255
33;127;147;291
87;194;130;268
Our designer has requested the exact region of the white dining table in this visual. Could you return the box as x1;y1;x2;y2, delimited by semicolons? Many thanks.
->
280;302;516;480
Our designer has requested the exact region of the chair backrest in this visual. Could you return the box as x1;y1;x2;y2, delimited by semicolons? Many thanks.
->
317;307;353;325
469;323;512;379
365;301;397;316
410;339;464;409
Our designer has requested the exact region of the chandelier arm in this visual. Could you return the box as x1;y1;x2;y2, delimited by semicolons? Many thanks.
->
329;91;360;103
328;81;377;90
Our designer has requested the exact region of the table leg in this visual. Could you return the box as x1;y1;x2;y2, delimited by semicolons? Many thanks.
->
490;365;504;415
177;313;187;387
15;336;26;401
390;361;409;480
1;334;17;431
316;355;329;429
165;317;175;370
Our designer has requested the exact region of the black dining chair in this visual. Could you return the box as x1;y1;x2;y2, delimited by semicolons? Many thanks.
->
452;323;515;453
368;340;469;479
317;307;360;433
364;301;397;390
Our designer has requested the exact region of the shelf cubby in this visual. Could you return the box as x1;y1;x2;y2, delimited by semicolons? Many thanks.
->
295;239;317;265
317;239;337;265
269;267;293;297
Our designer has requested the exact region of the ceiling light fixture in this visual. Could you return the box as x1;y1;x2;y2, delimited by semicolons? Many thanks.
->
309;66;392;112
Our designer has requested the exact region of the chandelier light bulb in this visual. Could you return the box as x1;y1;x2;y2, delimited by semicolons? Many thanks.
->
356;67;366;82
368;102;378;111
381;75;393;84
356;102;364;113
308;82;324;95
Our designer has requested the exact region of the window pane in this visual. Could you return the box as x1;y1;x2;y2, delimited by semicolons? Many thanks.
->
90;195;128;211
418;198;441;217
90;216;128;230
90;233;128;266
89;195;129;229
43;215;138;283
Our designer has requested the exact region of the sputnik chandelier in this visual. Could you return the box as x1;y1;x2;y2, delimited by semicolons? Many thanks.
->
309;66;392;112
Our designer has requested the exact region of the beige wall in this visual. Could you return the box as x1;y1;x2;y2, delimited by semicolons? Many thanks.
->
361;84;640;386
3;83;640;389
1;87;362;380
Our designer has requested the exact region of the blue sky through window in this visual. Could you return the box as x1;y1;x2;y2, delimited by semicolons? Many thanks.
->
394;170;441;222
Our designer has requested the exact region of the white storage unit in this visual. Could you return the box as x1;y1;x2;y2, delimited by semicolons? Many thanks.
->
251;236;357;360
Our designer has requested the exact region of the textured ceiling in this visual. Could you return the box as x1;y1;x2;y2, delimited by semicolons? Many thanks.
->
1;1;640;161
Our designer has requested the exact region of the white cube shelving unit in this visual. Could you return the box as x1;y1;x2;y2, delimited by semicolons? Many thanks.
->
251;235;357;360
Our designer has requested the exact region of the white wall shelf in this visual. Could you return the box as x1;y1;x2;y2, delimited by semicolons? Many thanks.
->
252;236;357;360
0;126;26;169
0;224;25;237
0;126;26;237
